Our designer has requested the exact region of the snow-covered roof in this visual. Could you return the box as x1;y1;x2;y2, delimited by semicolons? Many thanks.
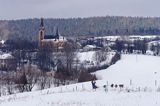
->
0;40;5;44
0;53;14;59
146;50;154;55
148;40;160;45
83;45;97;49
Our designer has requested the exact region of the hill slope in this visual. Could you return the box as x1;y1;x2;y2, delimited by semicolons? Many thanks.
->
1;54;160;106
96;54;160;87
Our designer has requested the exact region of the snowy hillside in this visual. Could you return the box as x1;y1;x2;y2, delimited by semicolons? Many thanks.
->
96;54;160;87
1;54;160;106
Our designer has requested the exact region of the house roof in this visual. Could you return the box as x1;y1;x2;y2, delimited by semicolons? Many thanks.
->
0;53;14;59
84;45;97;49
0;40;5;44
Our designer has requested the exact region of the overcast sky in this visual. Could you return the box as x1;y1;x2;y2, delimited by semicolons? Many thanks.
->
0;0;160;20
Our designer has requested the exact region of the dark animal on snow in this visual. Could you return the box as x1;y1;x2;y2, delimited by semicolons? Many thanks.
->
111;84;114;88
115;84;118;88
119;84;124;88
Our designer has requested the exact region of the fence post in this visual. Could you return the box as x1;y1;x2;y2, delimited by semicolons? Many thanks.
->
60;87;62;93
106;81;108;92
155;80;157;87
130;79;132;86
138;87;140;92
82;84;84;91
76;86;78;91
47;90;49;94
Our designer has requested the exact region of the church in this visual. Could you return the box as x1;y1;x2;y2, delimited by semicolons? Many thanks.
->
38;18;66;51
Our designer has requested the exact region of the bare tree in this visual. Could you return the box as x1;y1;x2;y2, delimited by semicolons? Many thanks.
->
38;72;47;90
5;73;15;95
15;72;28;93
25;64;39;91
37;41;55;71
94;51;101;66
63;42;76;73
46;76;53;88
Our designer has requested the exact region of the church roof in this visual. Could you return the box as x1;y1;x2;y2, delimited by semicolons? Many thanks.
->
44;34;59;39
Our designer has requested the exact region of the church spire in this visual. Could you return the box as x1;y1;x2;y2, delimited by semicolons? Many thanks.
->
40;18;44;27
56;27;59;39
39;18;45;47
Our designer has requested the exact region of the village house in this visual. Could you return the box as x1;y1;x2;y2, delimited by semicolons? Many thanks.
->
0;53;17;71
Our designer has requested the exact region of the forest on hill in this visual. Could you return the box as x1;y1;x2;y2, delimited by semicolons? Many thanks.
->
1;16;160;41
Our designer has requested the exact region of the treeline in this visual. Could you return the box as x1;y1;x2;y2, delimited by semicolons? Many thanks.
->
1;16;160;40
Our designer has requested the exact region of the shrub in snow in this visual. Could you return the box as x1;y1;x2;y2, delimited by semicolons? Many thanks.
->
78;71;97;82
156;87;160;92
110;52;121;65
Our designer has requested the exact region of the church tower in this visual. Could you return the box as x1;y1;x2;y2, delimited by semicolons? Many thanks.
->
39;18;45;47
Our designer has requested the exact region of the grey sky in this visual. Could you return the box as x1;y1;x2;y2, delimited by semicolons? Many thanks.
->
0;0;160;20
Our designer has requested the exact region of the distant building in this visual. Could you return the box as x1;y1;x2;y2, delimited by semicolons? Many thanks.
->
0;40;5;50
38;18;67;51
0;53;17;71
83;45;101;51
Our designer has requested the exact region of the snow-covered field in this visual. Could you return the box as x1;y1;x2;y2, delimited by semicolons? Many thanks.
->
1;54;160;106
95;35;159;41
1;90;160;106
96;54;160;87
